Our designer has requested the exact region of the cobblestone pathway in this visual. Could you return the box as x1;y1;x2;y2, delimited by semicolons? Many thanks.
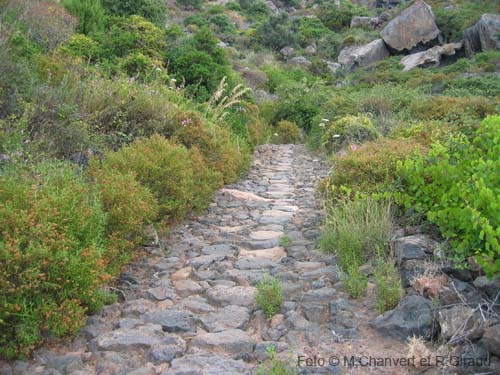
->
1;144;409;375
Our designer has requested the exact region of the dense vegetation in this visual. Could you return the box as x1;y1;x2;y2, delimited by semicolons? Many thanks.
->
0;0;266;359
1;0;499;360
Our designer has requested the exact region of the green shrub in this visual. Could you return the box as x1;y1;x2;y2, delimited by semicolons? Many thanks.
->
119;52;155;77
256;274;283;318
321;198;393;272
226;1;242;11
410;96;496;124
99;15;166;60
102;135;219;221
322;138;427;201
60;34;100;60
209;13;235;34
101;0;168;25
396;115;500;277
62;0;107;35
184;14;209;28
0;161;107;359
266;71;328;132
176;0;203;9
87;161;158;270
273;120;301;144
167;28;232;100
373;256;403;312
256;13;297;51
80;78;178;145
297;16;329;46
321;114;379;153
172;115;247;183
434;0;500;42
318;0;370;31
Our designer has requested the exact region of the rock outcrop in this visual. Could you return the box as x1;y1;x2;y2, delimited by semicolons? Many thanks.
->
338;38;390;70
381;0;440;52
401;42;463;71
463;14;500;57
370;295;436;340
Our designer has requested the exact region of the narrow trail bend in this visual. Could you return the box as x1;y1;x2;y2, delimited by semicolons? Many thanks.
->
3;144;409;375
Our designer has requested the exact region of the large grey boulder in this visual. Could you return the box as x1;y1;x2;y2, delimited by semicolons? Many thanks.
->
289;56;312;68
370;295;436;340
473;275;500;300
401;42;463;71
381;0;440;52
463;14;500;57
479;324;500;357
438;305;485;341
338;39;390;70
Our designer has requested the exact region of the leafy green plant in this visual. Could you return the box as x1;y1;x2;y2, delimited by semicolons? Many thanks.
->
279;235;293;248
321;198;393;271
396;115;500;276
256;275;284;318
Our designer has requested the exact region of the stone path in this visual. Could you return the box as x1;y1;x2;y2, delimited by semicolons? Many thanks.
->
1;144;410;375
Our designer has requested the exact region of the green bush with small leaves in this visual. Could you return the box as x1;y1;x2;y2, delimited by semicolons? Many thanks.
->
0;162;108;359
61;0;107;35
321;114;379;153
273;120;301;144
102;135;220;221
101;0;168;25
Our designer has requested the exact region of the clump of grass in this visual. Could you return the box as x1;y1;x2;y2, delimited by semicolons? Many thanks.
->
374;252;403;312
256;274;283;318
279;235;292;248
320;197;393;271
257;346;299;375
341;261;368;298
